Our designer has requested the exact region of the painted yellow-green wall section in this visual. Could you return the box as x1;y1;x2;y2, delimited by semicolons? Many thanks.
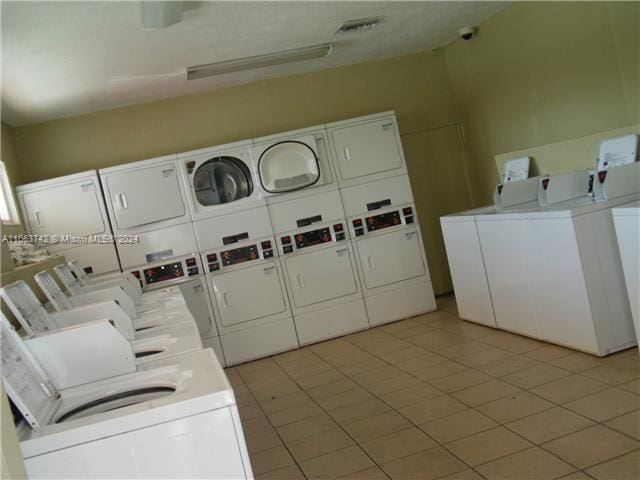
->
444;1;639;203
1;122;25;274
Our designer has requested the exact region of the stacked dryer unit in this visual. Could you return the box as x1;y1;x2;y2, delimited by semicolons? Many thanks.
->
178;140;299;364
98;156;225;365
326;112;437;326
16;171;120;275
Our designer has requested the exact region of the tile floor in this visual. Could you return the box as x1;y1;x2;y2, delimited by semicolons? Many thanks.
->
225;295;640;480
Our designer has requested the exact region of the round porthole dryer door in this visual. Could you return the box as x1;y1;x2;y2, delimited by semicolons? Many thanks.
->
258;141;320;193
193;156;254;207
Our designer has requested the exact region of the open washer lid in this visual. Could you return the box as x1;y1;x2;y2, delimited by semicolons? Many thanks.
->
258;136;320;193
0;281;58;336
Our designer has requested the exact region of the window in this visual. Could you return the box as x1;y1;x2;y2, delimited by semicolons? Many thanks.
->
0;161;19;225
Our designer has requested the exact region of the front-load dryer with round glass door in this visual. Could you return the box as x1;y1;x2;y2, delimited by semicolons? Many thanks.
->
252;125;337;205
178;140;264;222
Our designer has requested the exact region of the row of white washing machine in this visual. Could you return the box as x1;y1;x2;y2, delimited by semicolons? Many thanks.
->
13;111;437;366
1;265;252;478
441;138;639;356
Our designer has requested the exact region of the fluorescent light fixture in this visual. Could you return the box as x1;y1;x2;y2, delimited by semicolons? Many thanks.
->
186;43;333;80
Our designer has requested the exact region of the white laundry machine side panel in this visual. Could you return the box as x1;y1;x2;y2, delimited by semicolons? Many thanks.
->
440;217;496;327
477;219;541;339
99;155;191;235
524;218;600;354
117;223;198;269
24;408;250;479
327;111;408;188
575;210;636;353
613;207;640;347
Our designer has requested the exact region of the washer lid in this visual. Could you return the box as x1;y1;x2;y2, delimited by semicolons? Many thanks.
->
1;313;60;429
259;138;320;193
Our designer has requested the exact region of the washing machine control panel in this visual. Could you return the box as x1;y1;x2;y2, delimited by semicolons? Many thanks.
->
128;254;201;290
279;222;347;254
351;204;416;237
205;237;275;272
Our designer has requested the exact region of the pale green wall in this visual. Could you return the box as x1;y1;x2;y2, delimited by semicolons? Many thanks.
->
444;1;640;203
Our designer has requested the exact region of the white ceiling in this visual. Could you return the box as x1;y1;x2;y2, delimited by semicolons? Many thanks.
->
1;1;507;126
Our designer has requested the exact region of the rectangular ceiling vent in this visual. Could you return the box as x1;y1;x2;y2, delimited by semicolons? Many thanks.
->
335;17;382;35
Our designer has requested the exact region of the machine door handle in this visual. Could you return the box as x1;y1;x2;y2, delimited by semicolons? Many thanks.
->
193;284;201;293
117;193;129;209
381;121;394;131
34;211;45;227
405;231;417;240
343;146;351;161
295;274;305;288
366;256;375;270
263;266;275;274
221;292;230;308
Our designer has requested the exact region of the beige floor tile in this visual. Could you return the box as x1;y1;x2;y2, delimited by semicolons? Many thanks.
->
412;360;469;382
277;413;338;443
343;410;413;443
476;446;576;479
338;357;390;376
350;365;405;387
429;369;494;393
483;334;541;355
330;397;391;425
556;472;592;480
287;428;355;462
311;339;362;358
457;347;514;367
392;324;437;339
242;414;274;435
476;355;541;377
524;344;574;362
419;408;497;444
378;383;443;409
380;318;422;334
287;361;334;380
585;449;640;480
476;391;554;423
436;340;493;360
316;387;374;411
542;425;640;469
239;403;264;421
505;406;594;444
328;350;378;368
380;446;468;480
378;345;429;364
260;390;313;414
305;377;359;400
337;467;389;480
393;352;448;373
298;445;374;480
445;426;533;466
365;373;423;396
361;427;437;464
399;395;468;424
503;364;571;389
250;445;295;475
530;374;609;404
246;429;283;454
438;469;484;480
549;352;607;373
452;379;521;407
252;382;302;402
582;359;640;385
604;410;640;440
410;330;463;350
267;401;325;427
255;464;306;480
246;373;293;391
618;378;640;396
297;369;346;389
564;388;639;422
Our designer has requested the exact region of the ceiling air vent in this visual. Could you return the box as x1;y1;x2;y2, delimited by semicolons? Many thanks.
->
335;17;382;35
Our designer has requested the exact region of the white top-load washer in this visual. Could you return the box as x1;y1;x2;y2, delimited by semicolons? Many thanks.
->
194;206;298;365
326;111;408;188
1;317;252;479
440;176;541;328
268;189;369;344
0;281;202;368
252;125;337;205
612;201;640;347
340;175;436;326
178;140;264;221
15;171;120;275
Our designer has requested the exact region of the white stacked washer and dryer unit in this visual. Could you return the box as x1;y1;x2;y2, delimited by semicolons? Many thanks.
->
98;156;225;365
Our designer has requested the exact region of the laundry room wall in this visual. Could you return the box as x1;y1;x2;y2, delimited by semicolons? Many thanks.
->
444;1;640;204
8;50;474;295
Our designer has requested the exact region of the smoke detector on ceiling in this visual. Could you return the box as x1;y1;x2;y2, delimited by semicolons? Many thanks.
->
335;17;382;35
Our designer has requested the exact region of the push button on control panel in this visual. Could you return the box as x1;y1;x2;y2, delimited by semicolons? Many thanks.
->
263;249;274;258
283;245;294;254
209;263;220;272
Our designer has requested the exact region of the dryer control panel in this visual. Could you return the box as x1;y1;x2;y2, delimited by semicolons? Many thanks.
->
127;253;202;290
279;221;347;255
350;204;416;237
204;236;276;273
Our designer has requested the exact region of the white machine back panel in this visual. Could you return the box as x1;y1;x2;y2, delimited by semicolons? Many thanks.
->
211;262;286;327
0;282;58;336
284;245;357;308
340;175;414;217
18;175;106;237
538;170;590;207
502;157;530;183
329;115;405;183
178;278;218;339
102;158;187;231
34;271;73;311
268;190;345;234
494;177;541;209
356;227;425;289
596;134;638;171
53;264;85;296
194;207;273;251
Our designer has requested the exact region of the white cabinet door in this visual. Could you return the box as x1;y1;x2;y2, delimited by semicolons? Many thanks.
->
477;219;541;339
105;163;186;230
284;245;358;308
211;262;286;327
178;279;218;338
356;227;425;290
331;118;404;181
21;180;106;236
